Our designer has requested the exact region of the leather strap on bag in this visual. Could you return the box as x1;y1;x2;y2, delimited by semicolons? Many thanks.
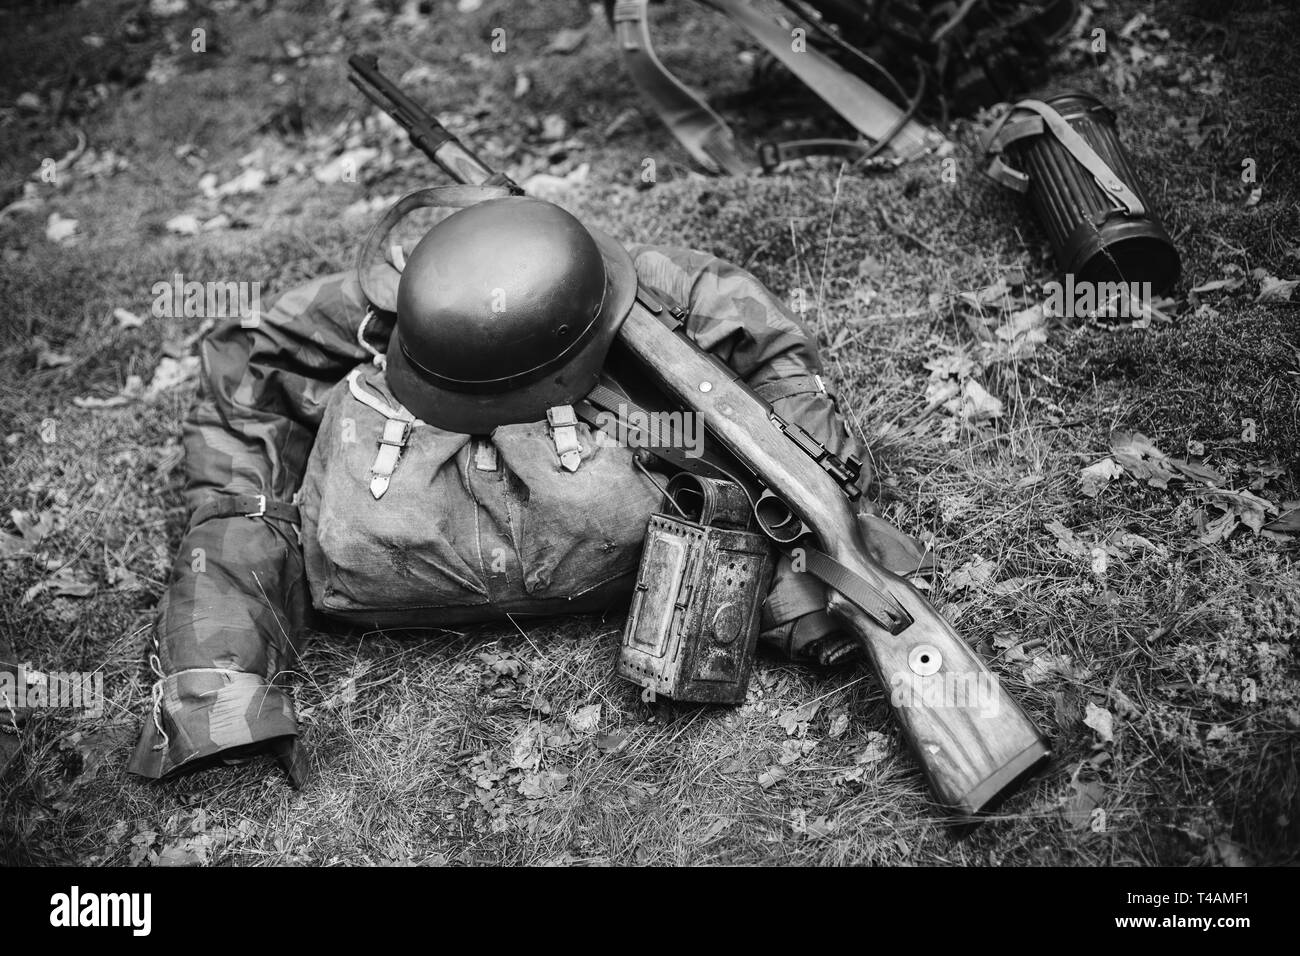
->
189;494;300;531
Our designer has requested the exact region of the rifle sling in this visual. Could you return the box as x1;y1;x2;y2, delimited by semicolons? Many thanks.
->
611;0;941;173
801;546;912;635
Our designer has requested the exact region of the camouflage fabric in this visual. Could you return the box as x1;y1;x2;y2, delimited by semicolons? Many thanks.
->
128;242;928;783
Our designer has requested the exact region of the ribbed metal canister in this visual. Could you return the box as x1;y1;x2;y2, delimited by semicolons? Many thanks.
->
1007;91;1180;294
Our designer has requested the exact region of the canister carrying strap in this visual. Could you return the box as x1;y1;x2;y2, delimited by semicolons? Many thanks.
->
355;184;514;313
982;99;1145;217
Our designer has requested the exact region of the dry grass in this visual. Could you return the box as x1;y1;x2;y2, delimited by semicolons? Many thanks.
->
1;0;1297;866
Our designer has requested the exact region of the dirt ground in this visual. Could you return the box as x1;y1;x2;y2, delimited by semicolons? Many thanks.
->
1;0;1297;865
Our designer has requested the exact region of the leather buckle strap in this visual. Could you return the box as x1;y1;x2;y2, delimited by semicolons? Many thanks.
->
546;404;583;473
189;494;300;531
369;418;412;499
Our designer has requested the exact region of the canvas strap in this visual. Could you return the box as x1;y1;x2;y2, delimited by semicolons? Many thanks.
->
982;99;1145;216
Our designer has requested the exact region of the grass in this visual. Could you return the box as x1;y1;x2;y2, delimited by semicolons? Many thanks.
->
1;0;1297;865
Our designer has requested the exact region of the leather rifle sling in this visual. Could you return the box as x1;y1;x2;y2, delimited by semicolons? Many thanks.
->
702;0;941;160
611;0;749;175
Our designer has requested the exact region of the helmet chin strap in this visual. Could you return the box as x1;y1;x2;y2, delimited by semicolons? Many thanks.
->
355;184;514;312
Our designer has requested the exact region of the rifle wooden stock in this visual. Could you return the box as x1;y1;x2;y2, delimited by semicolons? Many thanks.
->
616;302;1049;815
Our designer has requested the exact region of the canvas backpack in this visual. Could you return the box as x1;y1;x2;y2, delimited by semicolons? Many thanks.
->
298;362;664;628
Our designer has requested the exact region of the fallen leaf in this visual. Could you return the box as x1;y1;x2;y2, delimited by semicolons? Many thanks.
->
510;726;542;772
1064;779;1104;829
757;766;787;789
566;703;601;735
1189;277;1244;294
923;348;976;382
517;768;569;799
595;732;626;754
213;167;266;197
948;554;995;590
1022;653;1074;685
778;738;818;766
546;25;589;54
165;213;200;235
990;303;1048;359
802;814;837;840
11;509;54;545
37;343;73;368
698;817;731;843
1080;457;1123;497
1169;457;1223;486
777;700;820;737
45;213;80;245
1257;275;1298;303
145;356;199;397
1263;505;1300;533
854;731;891;765
957;277;1011;311
155;833;214;867
950;378;1003;422
520;163;590;199
1045;522;1086;561
1213;837;1253;867
1110;431;1177;488
831;765;866;785
1083;701;1114;743
73;391;132;409
23;566;95;602
539;113;568;141
1196;506;1238;546
827;712;849;739
0;531;28;559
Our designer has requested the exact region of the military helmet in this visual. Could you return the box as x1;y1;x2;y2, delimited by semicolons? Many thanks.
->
385;196;637;434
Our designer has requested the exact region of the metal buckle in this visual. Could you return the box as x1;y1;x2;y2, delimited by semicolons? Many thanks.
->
248;495;266;519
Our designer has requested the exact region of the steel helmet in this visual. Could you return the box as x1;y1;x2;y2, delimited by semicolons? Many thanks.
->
384;195;637;434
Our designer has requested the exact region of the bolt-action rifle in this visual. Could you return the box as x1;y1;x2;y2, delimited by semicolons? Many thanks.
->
346;56;1049;815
